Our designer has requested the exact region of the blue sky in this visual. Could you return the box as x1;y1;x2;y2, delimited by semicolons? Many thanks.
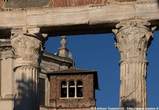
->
45;31;159;107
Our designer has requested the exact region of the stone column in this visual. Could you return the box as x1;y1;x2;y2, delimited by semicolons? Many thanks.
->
11;27;47;110
113;18;152;108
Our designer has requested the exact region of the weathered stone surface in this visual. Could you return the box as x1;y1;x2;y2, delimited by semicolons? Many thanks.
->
11;27;47;110
113;17;152;108
4;0;49;8
11;27;44;68
0;1;158;34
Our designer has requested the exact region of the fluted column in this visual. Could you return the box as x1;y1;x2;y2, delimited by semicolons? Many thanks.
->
11;27;47;110
113;18;152;108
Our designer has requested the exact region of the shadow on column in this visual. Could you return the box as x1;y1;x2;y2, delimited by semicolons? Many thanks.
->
13;78;38;110
121;99;138;109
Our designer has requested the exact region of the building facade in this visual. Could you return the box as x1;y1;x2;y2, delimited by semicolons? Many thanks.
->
0;36;98;110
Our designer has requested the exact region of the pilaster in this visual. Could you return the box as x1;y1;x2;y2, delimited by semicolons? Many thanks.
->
113;18;152;108
0;39;14;110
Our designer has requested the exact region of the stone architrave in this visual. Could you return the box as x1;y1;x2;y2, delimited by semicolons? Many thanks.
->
11;27;47;110
113;18;152;108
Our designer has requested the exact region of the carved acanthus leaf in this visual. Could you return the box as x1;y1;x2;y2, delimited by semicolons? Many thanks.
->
11;27;46;68
113;18;152;62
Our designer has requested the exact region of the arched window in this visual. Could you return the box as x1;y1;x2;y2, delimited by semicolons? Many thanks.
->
61;81;67;98
60;80;83;98
69;80;75;97
77;80;83;97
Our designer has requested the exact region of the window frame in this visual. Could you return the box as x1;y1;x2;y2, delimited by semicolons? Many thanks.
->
60;80;83;99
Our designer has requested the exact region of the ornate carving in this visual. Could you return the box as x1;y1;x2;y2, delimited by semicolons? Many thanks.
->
113;18;152;63
11;27;46;68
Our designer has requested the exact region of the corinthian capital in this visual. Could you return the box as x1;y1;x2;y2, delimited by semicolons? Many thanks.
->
11;27;47;68
113;18;152;62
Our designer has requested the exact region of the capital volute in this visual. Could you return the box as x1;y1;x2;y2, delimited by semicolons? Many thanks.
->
11;27;48;41
11;27;48;68
112;17;153;62
114;17;151;35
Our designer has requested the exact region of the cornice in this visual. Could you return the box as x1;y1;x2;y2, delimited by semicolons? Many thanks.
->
42;51;73;65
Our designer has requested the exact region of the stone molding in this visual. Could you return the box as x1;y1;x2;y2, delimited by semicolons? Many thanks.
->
0;39;13;59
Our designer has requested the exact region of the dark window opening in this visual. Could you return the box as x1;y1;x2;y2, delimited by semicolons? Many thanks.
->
61;88;67;97
69;87;75;97
61;81;67;98
39;78;45;106
77;80;83;97
69;81;75;97
77;87;83;97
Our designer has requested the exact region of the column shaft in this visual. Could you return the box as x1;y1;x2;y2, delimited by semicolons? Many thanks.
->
120;62;147;107
113;18;152;108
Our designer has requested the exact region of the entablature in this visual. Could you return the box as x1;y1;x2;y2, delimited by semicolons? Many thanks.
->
0;0;159;36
